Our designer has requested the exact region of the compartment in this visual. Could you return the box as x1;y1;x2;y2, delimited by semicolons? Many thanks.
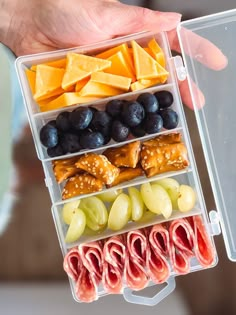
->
52;172;202;250
62;213;217;303
43;130;191;204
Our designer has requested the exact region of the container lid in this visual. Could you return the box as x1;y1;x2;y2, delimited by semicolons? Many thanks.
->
177;9;236;261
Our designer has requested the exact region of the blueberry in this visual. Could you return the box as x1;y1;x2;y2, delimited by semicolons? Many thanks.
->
89;107;98;115
47;120;57;128
154;91;173;109
160;109;179;129
106;99;124;118
40;123;58;148
144;113;163;134
56;111;71;131
136;93;159;113
131;124;146;137
60;132;81;153
47;144;64;157
121;101;145;127
111;120;130;142
89;111;112;134
79;131;104;149
69;107;93;130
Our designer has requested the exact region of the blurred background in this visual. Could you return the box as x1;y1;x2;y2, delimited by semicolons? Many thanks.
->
1;1;236;315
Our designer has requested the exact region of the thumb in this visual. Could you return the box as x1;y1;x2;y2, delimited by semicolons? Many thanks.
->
100;2;182;36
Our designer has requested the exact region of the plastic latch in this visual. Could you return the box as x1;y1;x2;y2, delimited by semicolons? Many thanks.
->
172;55;187;81
44;177;53;188
209;210;221;236
123;277;176;306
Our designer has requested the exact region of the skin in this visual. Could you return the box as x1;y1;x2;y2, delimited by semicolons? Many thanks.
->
0;0;228;108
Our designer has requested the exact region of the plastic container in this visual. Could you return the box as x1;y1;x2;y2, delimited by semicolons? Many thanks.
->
15;8;236;306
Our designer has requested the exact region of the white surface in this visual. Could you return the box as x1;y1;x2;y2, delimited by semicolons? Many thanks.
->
0;282;189;315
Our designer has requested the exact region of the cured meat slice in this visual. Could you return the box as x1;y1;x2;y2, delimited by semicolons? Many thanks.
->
103;235;126;269
78;241;103;282
127;229;147;264
102;236;126;294
169;218;194;257
102;261;123;294
146;244;170;284
124;252;149;290
169;240;190;274
75;266;98;303
125;230;149;290
63;247;82;282
149;224;170;256
191;215;215;267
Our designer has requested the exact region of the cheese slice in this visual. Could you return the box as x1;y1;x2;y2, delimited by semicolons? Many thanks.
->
34;65;65;101
25;69;36;94
90;71;131;91
62;53;111;90
75;77;90;92
40;93;100;112
105;51;136;82
131;78;162;91
34;87;65;102
148;38;166;67
31;58;66;71
131;40;161;80
96;43;135;74
79;80;122;97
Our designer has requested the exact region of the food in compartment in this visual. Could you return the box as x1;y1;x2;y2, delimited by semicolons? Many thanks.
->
53;133;189;200
65;209;86;243
39;89;178;158
63;215;215;303
26;38;169;112
61;177;197;242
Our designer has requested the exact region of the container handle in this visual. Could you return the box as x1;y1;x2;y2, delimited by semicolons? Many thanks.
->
123;277;176;306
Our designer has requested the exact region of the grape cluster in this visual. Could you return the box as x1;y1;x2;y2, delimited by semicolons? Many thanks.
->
39;91;178;157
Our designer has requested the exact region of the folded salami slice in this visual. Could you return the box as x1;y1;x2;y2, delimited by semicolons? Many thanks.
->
102;235;126;294
169;239;190;274
63;247;82;282
124;252;149;290
191;215;215;267
75;266;98;303
125;230;149;290
169;218;194;257
127;229;147;264
78;241;103;282
146;243;170;284
149;224;170;257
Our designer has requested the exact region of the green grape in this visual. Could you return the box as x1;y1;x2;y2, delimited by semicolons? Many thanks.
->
151;184;172;219
177;184;196;212
154;178;180;209
80;196;108;231
140;183;172;218
62;200;81;225
97;189;123;202
128;187;144;221
65;209;86;243
108;193;131;231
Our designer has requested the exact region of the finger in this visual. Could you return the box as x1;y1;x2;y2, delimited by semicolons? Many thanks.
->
178;77;205;110
99;3;182;36
168;28;228;71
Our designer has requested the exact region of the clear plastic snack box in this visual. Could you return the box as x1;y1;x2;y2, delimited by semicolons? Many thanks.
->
15;8;236;306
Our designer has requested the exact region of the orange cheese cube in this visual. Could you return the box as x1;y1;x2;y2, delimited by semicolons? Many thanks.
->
79;81;122;97
25;69;36;94
40;93;100;111
104;51;136;82
33;65;65;101
90;71;131;91
62;53;111;90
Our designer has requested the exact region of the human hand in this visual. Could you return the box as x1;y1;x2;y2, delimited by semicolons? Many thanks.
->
0;0;227;109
